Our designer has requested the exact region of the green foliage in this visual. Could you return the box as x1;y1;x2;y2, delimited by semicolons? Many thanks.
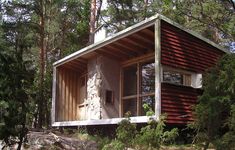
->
136;115;178;149
0;22;35;149
143;103;155;116
102;140;125;150
103;0;234;48
192;54;235;149
116;117;137;146
101;113;178;150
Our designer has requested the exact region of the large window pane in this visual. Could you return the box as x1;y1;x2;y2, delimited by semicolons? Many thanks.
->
141;61;155;94
141;96;155;116
123;99;137;116
123;65;137;96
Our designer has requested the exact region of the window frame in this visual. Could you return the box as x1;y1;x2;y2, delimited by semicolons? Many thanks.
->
120;53;155;117
162;66;192;87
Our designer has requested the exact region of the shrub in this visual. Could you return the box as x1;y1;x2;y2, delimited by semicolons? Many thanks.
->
136;115;178;149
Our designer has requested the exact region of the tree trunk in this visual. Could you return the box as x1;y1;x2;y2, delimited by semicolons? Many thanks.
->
88;0;96;45
38;0;45;128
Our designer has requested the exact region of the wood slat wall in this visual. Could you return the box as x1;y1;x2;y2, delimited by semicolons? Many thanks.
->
161;83;200;124
55;67;79;121
161;20;224;73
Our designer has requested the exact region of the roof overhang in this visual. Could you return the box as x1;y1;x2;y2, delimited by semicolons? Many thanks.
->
53;14;229;68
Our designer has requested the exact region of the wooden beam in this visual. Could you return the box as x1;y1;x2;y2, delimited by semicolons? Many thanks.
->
112;41;144;55
141;28;155;39
69;60;87;70
137;63;140;116
155;19;161;121
61;70;65;121
131;33;154;46
69;71;73;121
76;58;88;64
96;50;125;60
51;67;56;123
122;37;148;50
105;45;135;58
119;69;123;117
121;52;154;66
62;64;82;73
109;43;138;56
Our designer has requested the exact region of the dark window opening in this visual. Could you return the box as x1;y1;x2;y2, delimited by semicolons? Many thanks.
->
105;90;113;104
163;70;191;86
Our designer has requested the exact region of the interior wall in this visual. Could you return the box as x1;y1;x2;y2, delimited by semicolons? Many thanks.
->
55;55;121;122
55;67;79;121
98;55;120;119
85;55;120;120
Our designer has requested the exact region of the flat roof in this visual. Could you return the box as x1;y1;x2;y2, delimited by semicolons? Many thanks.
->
53;14;229;67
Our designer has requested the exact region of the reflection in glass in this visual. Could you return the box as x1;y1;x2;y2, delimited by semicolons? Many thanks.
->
123;65;137;96
123;99;137;116
141;96;155;116
141;62;155;94
163;71;183;85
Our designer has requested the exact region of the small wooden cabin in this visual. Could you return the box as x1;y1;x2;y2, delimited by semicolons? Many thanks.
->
51;14;228;127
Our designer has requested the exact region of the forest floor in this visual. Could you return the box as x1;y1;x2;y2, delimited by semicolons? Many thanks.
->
0;130;98;150
0;130;207;150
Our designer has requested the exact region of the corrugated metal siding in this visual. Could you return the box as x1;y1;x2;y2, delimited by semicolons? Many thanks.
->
161;20;224;73
161;83;200;124
160;20;225;124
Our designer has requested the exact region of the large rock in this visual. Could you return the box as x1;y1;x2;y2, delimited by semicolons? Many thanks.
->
0;131;98;150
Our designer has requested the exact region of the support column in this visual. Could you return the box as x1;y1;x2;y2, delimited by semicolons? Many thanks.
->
51;67;57;124
155;19;161;121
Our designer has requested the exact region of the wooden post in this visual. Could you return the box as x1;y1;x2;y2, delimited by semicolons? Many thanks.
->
51;67;57;124
155;18;161;121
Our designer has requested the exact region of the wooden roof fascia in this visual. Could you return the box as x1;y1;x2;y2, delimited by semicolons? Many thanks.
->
53;13;229;68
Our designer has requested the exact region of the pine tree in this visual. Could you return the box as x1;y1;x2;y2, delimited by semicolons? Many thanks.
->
192;54;235;149
0;13;35;150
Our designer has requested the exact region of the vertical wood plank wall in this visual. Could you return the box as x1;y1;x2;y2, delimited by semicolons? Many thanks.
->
160;20;225;124
55;67;79;121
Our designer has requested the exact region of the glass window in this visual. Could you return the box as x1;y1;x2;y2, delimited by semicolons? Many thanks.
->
123;65;137;96
123;99;137;116
141;62;155;94
163;70;191;86
122;59;155;117
141;96;155;116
